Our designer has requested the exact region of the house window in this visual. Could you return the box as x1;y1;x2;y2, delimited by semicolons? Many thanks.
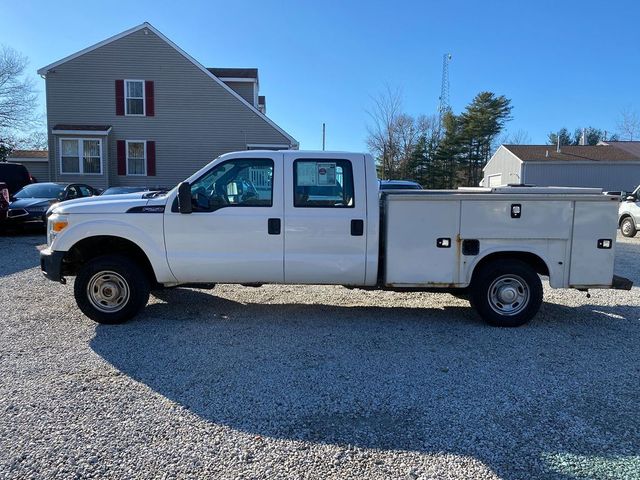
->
60;138;102;174
125;80;145;116
126;141;146;175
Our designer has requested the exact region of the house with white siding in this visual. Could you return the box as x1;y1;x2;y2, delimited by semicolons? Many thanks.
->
37;22;298;189
481;144;640;192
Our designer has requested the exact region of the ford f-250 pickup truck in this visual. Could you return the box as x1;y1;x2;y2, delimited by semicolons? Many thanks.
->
41;150;632;327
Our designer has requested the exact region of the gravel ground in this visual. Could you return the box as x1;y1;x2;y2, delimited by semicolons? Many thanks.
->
0;232;639;479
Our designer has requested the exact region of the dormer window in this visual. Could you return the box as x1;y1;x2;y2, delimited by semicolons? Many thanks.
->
125;80;145;116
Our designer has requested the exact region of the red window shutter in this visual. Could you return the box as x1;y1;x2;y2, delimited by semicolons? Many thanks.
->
146;141;156;176
115;80;125;116
117;140;126;175
145;81;155;116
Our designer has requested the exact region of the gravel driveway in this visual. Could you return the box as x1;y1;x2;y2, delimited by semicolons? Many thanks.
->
1;233;639;479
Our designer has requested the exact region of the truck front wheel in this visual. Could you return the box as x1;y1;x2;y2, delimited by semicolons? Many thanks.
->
74;255;150;324
470;259;543;327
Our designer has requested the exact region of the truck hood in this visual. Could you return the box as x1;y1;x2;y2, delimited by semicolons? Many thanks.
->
50;192;169;215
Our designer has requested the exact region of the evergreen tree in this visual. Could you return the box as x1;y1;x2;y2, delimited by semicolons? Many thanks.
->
458;92;512;186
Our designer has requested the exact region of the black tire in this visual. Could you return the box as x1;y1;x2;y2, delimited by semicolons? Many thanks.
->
470;259;543;327
620;217;637;238
74;254;150;324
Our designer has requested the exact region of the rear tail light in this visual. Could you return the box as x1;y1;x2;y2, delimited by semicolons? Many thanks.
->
1;188;8;203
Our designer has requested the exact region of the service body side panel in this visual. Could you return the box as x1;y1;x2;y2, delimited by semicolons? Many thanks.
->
459;200;573;239
384;197;460;286
569;201;618;287
459;199;573;288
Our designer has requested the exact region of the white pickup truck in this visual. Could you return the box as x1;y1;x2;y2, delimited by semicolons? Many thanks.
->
41;150;632;327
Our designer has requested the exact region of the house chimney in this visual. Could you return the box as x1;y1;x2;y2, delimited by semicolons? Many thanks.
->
545;150;549;158
556;134;561;153
580;128;586;146
257;95;266;114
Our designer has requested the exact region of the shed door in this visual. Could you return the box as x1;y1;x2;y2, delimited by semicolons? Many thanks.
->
488;174;502;187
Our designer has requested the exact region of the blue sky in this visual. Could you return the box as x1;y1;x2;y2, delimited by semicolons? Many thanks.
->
1;0;639;150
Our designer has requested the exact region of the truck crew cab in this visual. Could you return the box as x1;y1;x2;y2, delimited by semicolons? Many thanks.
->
41;151;632;327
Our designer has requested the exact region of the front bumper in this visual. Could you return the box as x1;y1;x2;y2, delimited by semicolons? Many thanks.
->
6;209;47;225
40;248;66;283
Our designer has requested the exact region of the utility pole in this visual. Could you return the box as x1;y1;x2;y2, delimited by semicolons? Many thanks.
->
437;53;452;135
322;123;326;151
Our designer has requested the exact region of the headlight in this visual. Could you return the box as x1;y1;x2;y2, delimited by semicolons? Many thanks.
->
47;215;68;246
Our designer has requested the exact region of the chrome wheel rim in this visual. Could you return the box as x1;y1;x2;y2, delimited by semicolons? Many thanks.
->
87;271;130;313
622;220;633;235
487;274;529;316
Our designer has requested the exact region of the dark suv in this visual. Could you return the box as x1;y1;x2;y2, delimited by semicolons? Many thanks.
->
0;162;33;196
0;182;8;222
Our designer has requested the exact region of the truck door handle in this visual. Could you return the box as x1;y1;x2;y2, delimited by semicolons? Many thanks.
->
268;218;281;235
351;219;364;236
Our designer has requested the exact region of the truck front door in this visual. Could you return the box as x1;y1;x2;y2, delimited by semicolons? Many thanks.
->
164;153;284;283
283;154;368;285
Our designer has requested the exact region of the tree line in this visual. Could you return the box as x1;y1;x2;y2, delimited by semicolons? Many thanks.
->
367;86;639;189
367;87;513;188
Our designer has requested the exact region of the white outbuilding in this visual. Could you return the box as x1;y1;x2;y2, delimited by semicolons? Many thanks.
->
481;143;640;192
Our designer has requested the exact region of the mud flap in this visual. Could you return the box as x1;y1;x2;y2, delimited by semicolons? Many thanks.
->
612;275;633;290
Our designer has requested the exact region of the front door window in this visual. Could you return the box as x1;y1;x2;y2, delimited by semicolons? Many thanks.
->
189;159;273;212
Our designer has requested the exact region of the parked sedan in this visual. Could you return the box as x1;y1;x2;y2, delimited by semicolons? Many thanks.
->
7;182;98;228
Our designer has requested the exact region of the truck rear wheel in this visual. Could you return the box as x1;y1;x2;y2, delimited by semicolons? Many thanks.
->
470;259;542;327
74;255;150;324
621;217;637;237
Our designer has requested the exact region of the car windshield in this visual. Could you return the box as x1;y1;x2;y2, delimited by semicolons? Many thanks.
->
15;184;65;199
102;187;147;195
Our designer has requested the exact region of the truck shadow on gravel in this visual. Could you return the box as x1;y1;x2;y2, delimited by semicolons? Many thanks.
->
91;288;640;480
0;233;45;277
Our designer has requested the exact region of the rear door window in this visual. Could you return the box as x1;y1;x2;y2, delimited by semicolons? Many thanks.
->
293;159;354;208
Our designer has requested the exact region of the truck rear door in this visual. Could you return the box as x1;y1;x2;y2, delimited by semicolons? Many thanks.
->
283;154;367;284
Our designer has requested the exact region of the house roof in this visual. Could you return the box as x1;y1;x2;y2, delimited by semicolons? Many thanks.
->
7;150;48;158
207;68;258;79
598;141;640;157
37;22;297;147
503;144;640;162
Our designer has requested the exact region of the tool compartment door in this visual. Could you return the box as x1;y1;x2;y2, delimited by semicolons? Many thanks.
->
384;198;460;286
569;201;617;287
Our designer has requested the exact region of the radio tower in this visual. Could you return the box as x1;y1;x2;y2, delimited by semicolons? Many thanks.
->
438;53;452;133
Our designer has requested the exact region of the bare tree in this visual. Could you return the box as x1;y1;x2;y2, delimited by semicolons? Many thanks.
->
617;107;640;141
366;85;403;179
0;46;38;132
501;129;531;145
